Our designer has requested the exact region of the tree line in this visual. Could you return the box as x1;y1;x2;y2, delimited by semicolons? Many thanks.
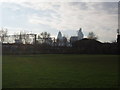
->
1;28;119;55
0;28;99;44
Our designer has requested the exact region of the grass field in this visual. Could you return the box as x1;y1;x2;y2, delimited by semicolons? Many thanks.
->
2;54;119;88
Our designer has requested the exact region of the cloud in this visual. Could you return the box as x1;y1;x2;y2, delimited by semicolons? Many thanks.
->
0;0;119;3
28;2;117;29
0;1;118;42
27;2;118;42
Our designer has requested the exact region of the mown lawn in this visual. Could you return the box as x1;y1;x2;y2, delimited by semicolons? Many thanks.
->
2;54;119;88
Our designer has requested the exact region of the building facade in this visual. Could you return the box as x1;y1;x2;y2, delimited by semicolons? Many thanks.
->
70;28;84;44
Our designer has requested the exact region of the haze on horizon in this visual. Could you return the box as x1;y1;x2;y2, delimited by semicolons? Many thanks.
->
0;1;118;42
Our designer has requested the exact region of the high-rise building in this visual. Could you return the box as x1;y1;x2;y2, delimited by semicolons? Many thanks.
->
117;29;120;43
57;31;63;41
57;31;68;46
117;29;120;54
70;28;84;44
78;28;84;40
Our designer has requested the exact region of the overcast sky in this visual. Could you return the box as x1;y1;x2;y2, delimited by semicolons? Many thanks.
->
0;0;119;42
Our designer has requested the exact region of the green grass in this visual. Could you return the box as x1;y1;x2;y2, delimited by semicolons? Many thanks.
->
2;54;119;88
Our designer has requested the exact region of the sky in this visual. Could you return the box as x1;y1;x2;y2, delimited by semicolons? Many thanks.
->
0;0;119;42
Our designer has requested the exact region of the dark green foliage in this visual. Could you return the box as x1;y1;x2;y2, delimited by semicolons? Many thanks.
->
3;55;119;88
72;39;118;54
2;39;118;54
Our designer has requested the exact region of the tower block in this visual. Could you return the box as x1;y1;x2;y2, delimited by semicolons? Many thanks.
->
117;29;120;54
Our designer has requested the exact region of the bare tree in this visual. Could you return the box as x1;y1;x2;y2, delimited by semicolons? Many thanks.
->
13;32;19;39
22;31;34;44
63;36;67;46
0;28;8;43
87;32;98;40
13;31;31;44
39;32;51;43
40;32;50;39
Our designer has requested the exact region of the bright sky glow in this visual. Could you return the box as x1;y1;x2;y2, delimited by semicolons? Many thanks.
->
0;0;119;42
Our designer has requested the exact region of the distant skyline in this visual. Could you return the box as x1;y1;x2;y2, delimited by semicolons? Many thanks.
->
0;0;119;42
